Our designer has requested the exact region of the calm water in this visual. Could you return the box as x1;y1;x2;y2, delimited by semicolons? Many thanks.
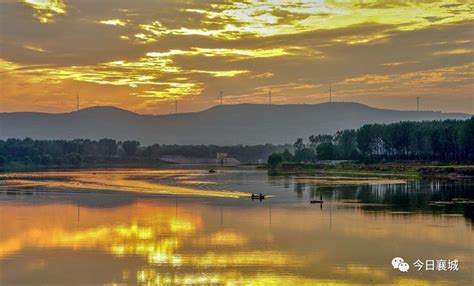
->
0;167;472;285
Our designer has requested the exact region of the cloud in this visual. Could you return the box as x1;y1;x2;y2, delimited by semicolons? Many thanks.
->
146;47;306;60
380;61;419;67
1;45;301;101
1;1;473;114
433;48;472;55
21;0;66;23
340;63;473;95
99;19;128;27
23;44;48;53
0;43;305;94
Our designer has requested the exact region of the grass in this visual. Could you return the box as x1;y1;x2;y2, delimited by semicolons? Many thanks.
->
270;163;424;179
270;161;474;179
320;168;420;179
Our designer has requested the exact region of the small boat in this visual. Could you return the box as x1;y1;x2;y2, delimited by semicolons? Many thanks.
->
251;193;265;200
208;169;216;173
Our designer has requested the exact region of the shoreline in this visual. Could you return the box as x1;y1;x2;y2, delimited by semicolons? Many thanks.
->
267;162;474;179
2;162;474;180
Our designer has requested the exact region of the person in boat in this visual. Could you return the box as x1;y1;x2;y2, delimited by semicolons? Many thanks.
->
251;193;263;199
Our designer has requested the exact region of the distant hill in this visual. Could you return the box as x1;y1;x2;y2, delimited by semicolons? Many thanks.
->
0;103;470;145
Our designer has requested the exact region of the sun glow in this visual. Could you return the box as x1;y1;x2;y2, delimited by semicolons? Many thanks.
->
0;45;302;100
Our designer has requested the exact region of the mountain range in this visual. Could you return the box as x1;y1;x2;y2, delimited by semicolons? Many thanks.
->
0;102;470;145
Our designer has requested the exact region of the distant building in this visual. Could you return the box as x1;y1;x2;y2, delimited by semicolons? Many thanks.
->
116;142;125;156
216;152;228;164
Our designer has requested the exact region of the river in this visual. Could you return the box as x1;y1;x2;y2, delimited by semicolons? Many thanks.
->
0;167;472;285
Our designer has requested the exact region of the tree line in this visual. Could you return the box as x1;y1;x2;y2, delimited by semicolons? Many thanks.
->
0;138;285;168
268;117;474;166
1;118;472;169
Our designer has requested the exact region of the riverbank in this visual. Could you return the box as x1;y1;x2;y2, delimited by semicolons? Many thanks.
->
3;160;473;179
0;161;168;173
268;162;474;179
0;160;256;173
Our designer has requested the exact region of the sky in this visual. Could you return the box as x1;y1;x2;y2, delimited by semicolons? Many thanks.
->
0;0;473;114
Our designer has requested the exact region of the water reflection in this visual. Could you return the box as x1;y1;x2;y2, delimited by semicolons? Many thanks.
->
316;181;468;222
0;169;248;198
0;168;472;285
271;176;473;221
0;200;306;285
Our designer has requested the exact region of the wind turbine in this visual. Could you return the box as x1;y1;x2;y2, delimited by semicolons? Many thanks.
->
329;82;332;103
76;91;79;111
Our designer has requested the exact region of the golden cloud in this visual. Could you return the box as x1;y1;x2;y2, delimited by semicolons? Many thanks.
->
0;44;300;90
99;19;128;27
433;48;472;56
146;47;303;60
127;0;473;42
21;0;66;23
1;45;298;100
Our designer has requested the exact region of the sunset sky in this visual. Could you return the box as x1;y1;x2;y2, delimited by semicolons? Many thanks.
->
0;0;472;114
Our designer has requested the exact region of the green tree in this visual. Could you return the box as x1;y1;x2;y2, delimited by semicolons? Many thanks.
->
23;156;32;166
316;142;335;160
458;117;474;160
281;149;293;161
40;154;53;165
334;130;357;159
267;153;283;168
99;138;117;156
294;148;315;162
294;138;304;152
0;155;6;167
122;140;140;156
356;124;384;156
66;153;82;165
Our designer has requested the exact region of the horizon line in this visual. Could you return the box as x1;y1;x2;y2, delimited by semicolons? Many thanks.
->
0;101;471;116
